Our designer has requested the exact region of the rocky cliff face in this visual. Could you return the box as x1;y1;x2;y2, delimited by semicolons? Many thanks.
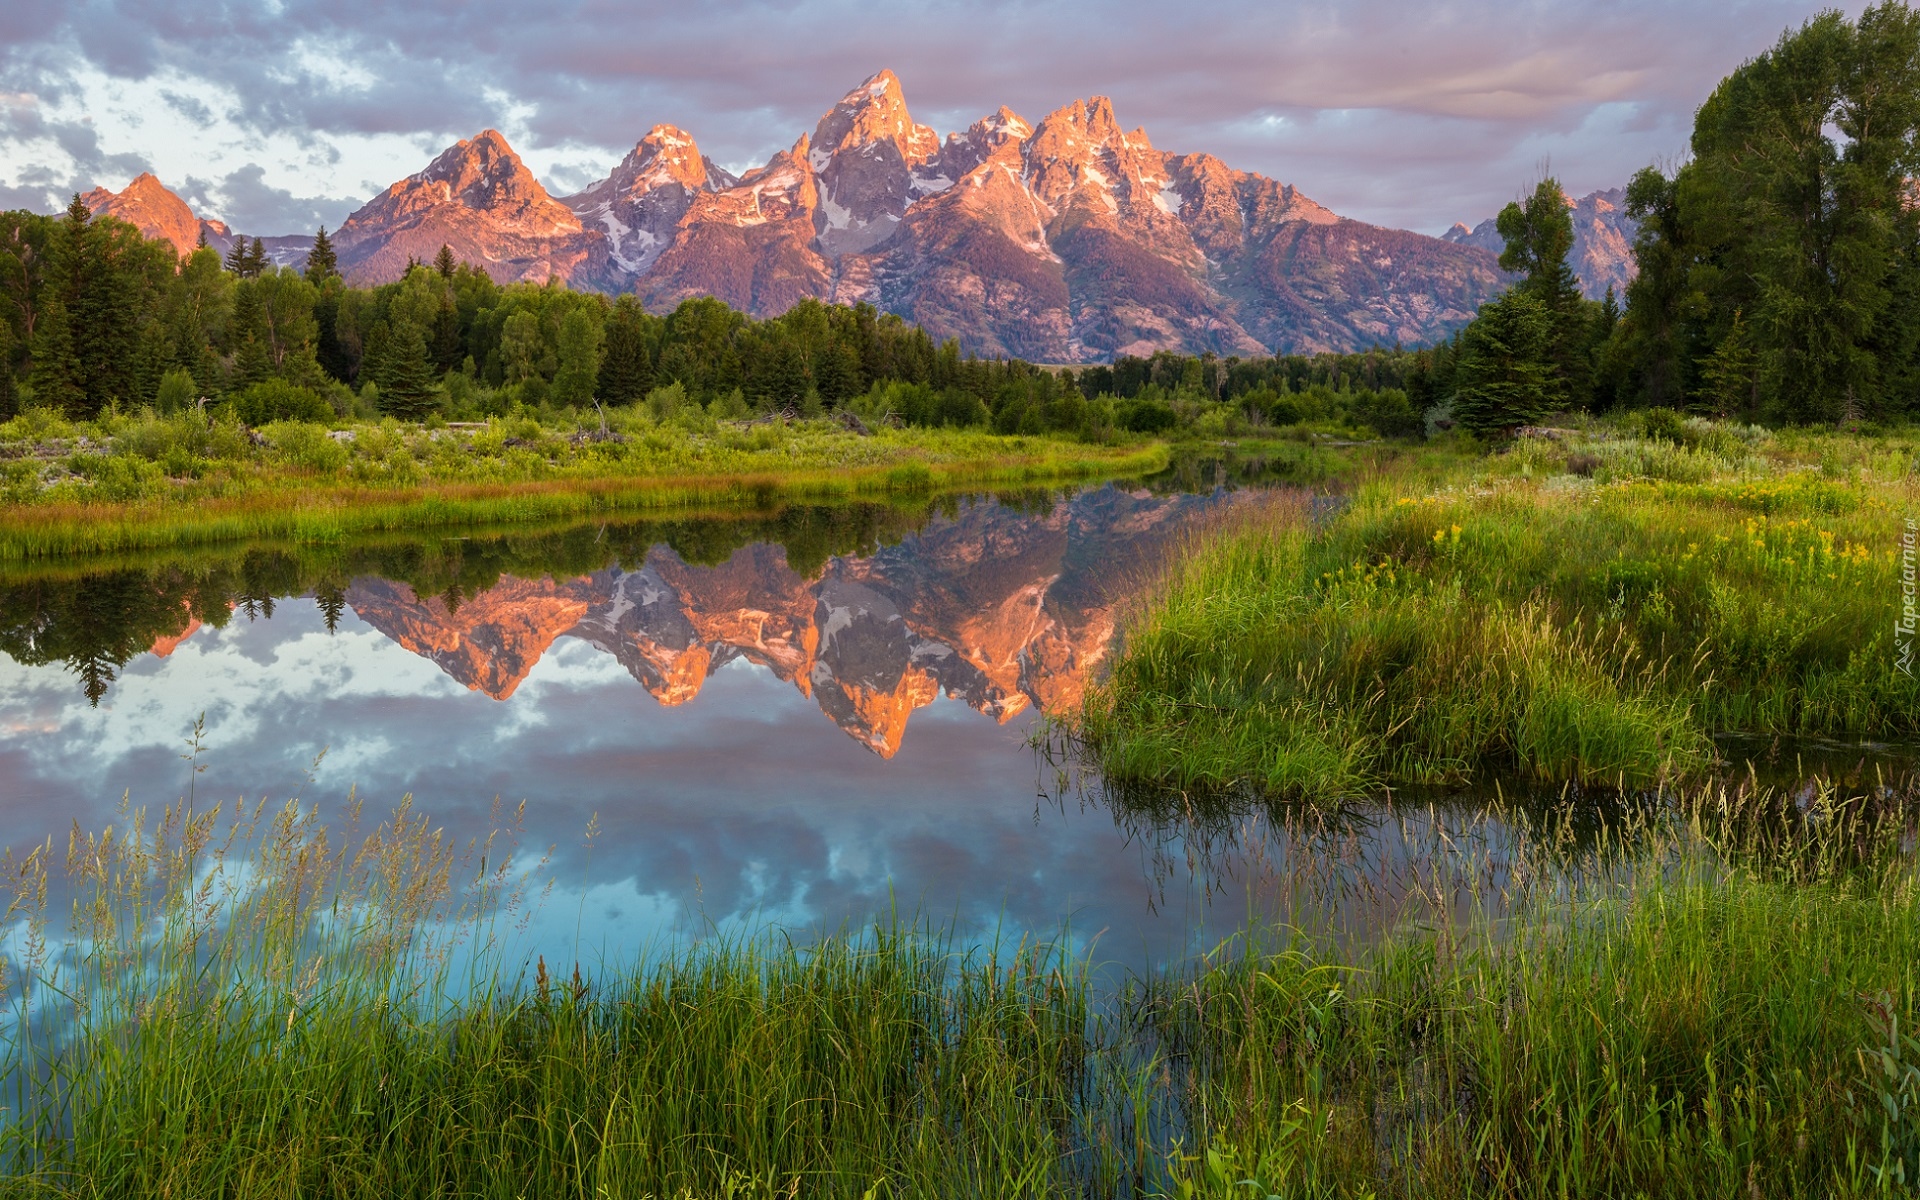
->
81;173;213;258
339;486;1214;756
332;130;609;287
1444;187;1637;302
559;125;738;276
76;72;1517;357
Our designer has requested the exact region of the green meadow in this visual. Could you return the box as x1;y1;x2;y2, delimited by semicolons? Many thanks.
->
1076;418;1920;800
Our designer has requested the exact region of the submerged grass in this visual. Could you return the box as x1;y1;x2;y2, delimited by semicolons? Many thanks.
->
1076;421;1920;798
0;776;1916;1198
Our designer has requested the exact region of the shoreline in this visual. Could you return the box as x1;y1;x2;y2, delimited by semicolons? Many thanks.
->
0;438;1172;561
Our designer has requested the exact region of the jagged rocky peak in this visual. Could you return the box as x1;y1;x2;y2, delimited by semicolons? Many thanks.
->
564;124;736;274
811;69;939;166
81;172;204;257
808;69;944;255
1022;95;1168;216
402;130;575;227
702;134;819;227
941;106;1033;179
332;128;592;286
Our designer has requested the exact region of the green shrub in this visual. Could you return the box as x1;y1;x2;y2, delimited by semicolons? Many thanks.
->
227;379;333;426
645;381;687;423
1116;397;1178;434
262;421;349;475
154;369;198;415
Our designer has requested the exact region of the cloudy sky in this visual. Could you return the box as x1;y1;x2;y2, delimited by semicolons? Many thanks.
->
0;0;1855;238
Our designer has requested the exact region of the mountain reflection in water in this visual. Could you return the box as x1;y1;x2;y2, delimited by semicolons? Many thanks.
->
344;485;1198;755
1;485;1310;967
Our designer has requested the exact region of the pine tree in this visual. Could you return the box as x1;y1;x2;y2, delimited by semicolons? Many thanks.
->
359;319;390;390
434;244;457;279
223;238;249;276
304;226;338;283
380;321;438;420
28;294;83;414
1449;290;1563;435
1698;311;1759;418
314;581;347;634
227;284;273;392
315;290;350;382
429;296;462;375
597;296;654;403
247;238;267;277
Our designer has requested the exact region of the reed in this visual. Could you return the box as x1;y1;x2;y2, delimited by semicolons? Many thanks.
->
1143;777;1920;1199
0;774;1914;1198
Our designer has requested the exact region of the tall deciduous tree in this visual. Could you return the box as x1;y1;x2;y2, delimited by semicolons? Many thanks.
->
551;305;603;408
1623;2;1920;421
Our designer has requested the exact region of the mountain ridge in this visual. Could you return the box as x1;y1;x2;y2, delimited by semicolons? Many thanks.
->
75;70;1519;358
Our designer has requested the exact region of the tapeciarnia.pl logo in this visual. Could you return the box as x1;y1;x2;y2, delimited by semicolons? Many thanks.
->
1899;516;1917;678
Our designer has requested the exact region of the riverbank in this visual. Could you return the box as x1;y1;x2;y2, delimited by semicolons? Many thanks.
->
3;780;1913;1197
0;408;1173;560
1076;418;1920;798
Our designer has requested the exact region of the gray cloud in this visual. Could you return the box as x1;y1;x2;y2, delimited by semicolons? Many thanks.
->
0;0;1864;234
177;164;362;234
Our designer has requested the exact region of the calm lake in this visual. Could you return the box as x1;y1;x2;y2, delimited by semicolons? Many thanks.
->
2;477;1911;977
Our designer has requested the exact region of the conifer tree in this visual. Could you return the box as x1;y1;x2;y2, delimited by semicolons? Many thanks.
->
380;321;438;419
597;296;654;403
28;293;83;414
227;284;274;392
434;244;457;279
359;319;391;390
429;296;462;375
314;581;347;633
1449;290;1562;435
247;237;267;277
304;226;338;283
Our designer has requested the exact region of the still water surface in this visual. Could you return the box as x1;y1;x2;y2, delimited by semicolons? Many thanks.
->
3;481;1910;977
0;484;1313;971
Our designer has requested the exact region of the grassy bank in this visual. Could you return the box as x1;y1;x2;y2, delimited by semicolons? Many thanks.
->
0;782;1914;1197
1076;419;1920;798
0;407;1169;560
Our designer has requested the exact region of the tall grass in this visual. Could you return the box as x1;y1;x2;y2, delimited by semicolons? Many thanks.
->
0;775;1915;1197
1142;778;1920;1198
1078;424;1920;797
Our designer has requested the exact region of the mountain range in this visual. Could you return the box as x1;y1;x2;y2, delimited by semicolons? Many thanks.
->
78;70;1631;360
